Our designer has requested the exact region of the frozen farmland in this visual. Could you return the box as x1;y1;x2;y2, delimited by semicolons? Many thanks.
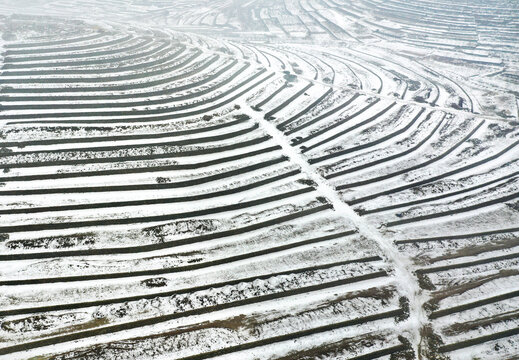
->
0;0;518;359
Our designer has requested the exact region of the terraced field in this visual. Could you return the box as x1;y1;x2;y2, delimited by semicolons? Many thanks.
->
0;1;518;359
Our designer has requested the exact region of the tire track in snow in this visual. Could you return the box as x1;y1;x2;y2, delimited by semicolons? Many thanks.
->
243;97;427;353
